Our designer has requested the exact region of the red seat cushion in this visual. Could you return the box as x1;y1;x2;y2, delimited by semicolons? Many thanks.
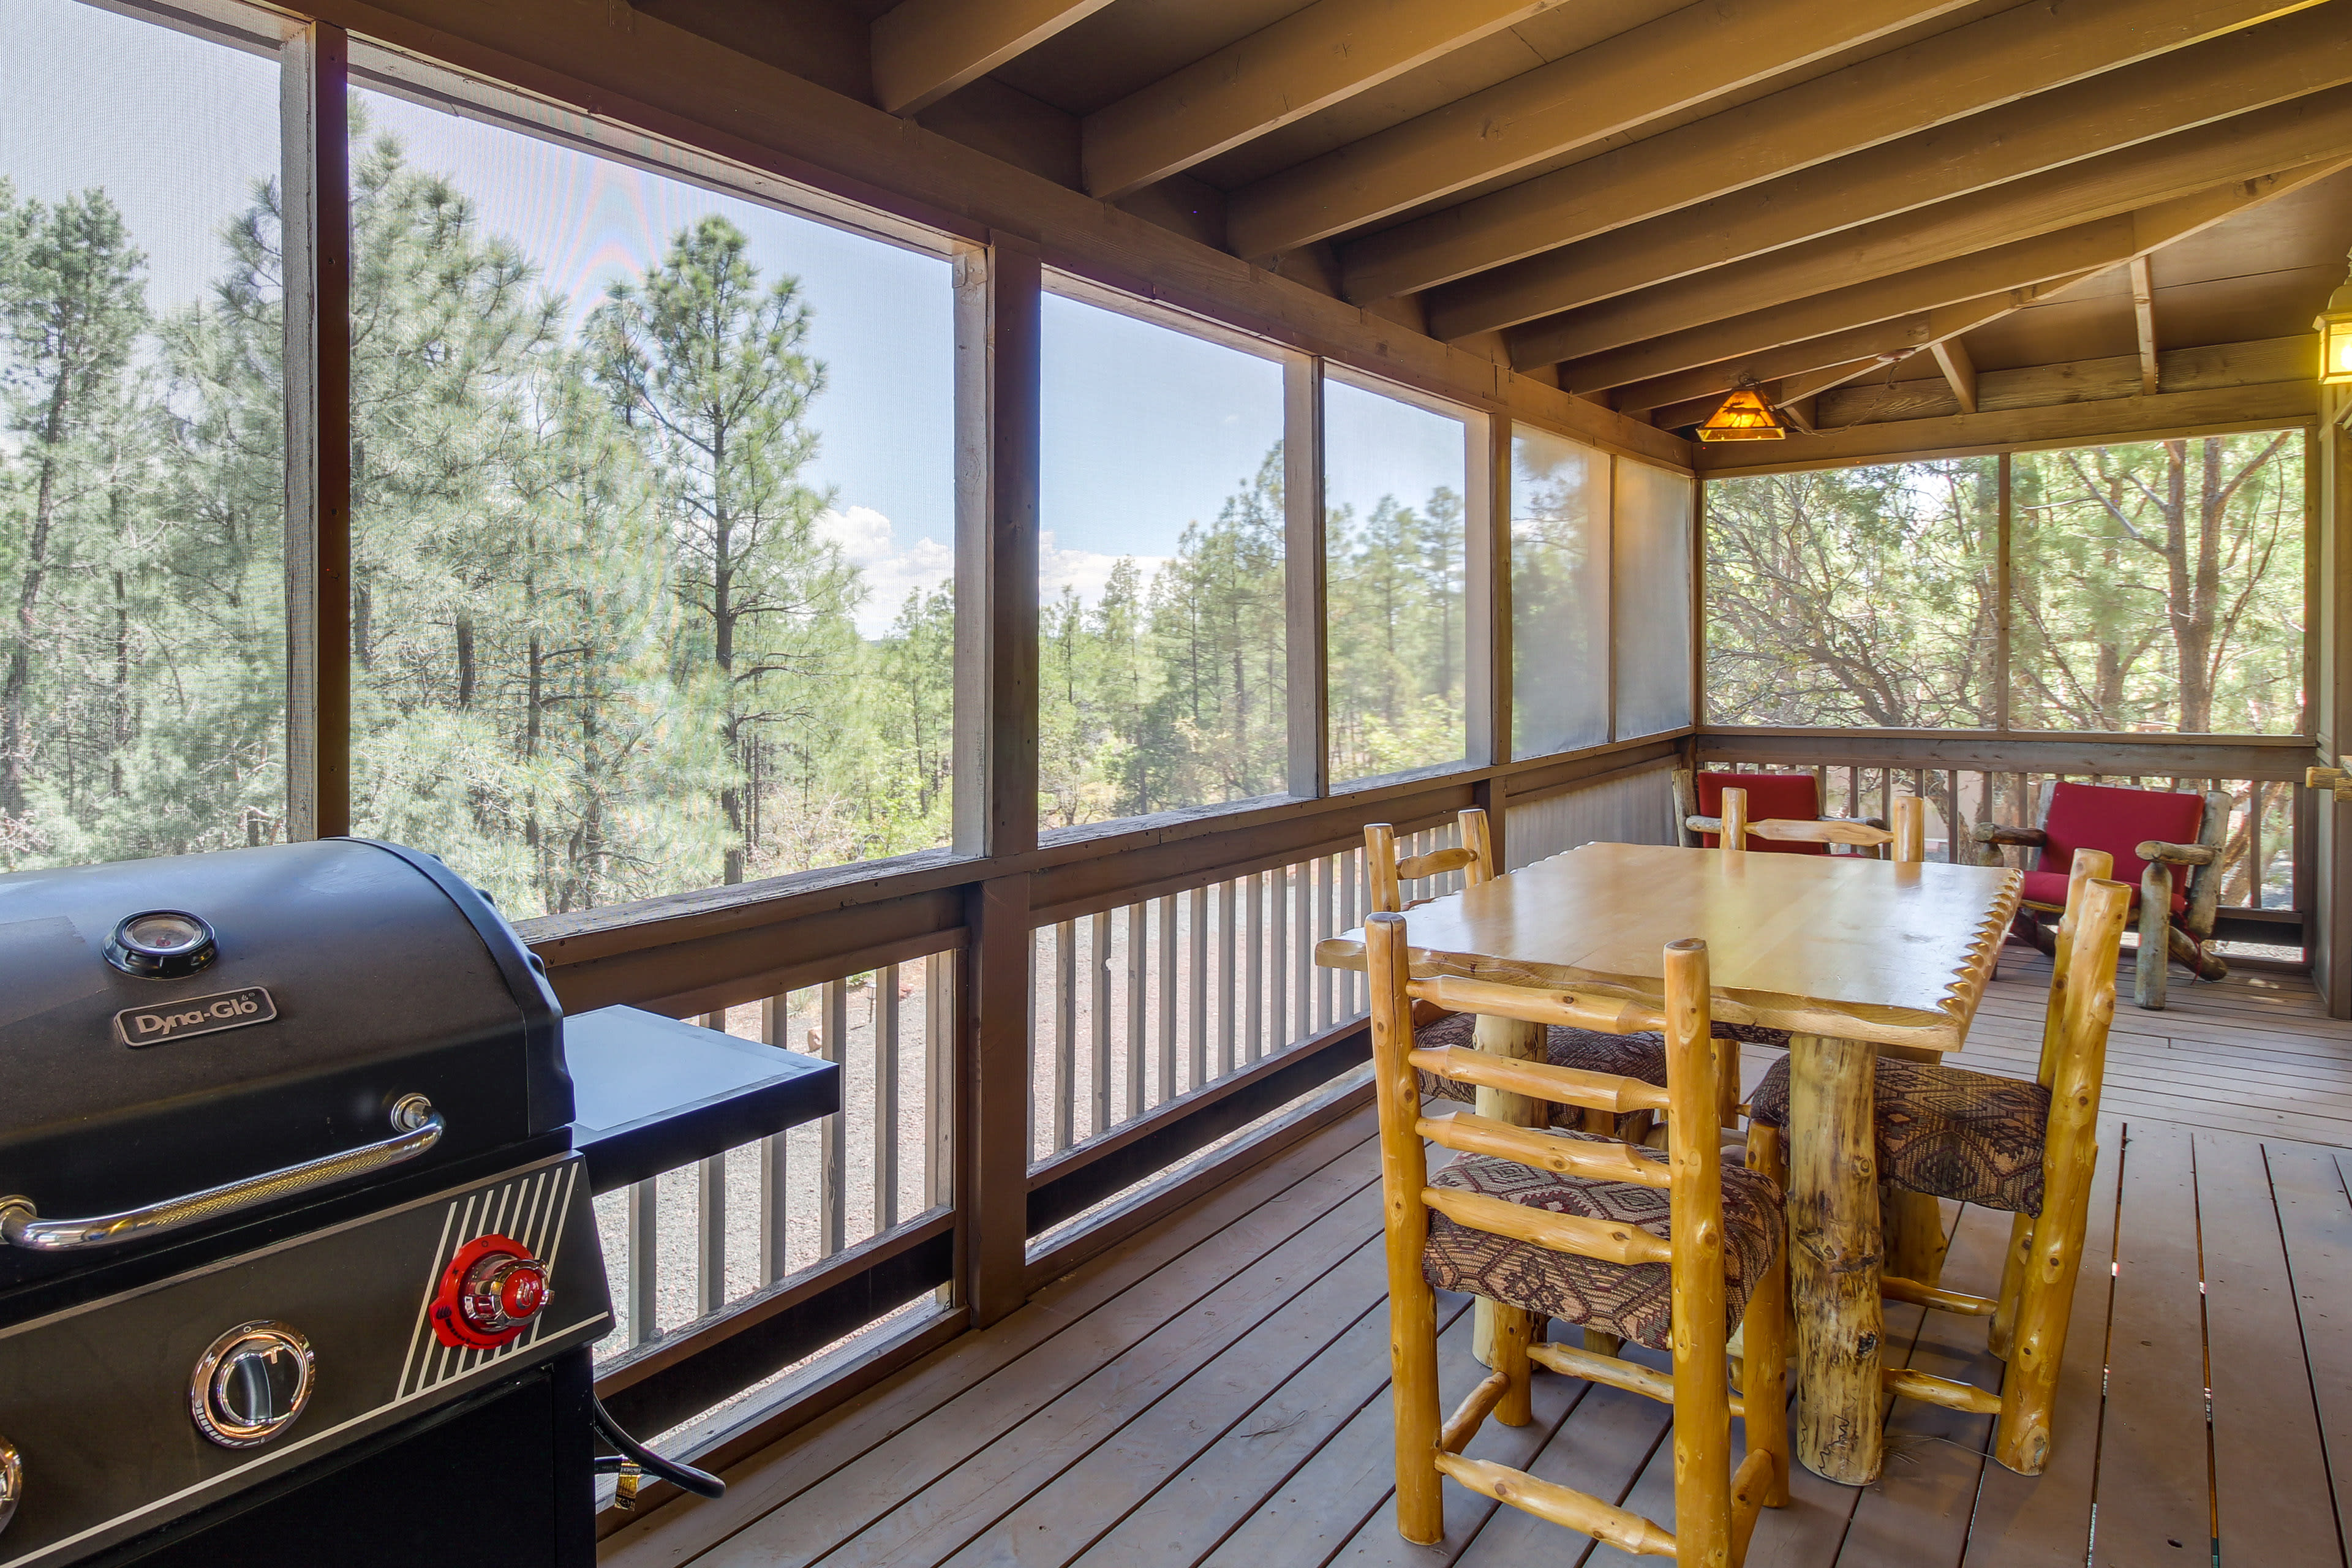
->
2032;782;2202;915
1694;771;1827;855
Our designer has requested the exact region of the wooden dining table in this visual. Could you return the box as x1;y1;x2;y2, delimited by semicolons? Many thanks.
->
1314;839;2022;1487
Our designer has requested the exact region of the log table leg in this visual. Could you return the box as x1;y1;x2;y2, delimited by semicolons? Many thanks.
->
1789;1032;1887;1485
1470;1013;1547;1374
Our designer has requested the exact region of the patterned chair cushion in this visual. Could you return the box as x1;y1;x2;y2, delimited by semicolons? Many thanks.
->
1716;1021;1794;1048
1422;1136;1784;1351
1415;1013;1667;1139
1748;1054;2052;1215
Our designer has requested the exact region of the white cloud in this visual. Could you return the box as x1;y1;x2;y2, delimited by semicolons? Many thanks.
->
1041;531;1169;606
820;509;1173;638
818;505;953;638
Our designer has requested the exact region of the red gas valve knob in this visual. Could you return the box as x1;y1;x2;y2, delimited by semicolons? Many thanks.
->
431;1233;552;1349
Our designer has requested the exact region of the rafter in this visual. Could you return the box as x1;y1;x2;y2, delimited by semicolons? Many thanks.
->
1507;92;2352;369
1426;12;2352;339
1340;0;2326;303
1607;284;2097;412
1931;337;1980;413
2131;256;2162;394
1078;0;1560;202
1219;0;1981;260
1648;358;1887;432
870;0;1118;116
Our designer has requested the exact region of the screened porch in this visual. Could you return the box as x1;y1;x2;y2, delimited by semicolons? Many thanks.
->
5;0;2352;1562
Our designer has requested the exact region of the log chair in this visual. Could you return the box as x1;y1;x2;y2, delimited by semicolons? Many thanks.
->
1672;767;1888;856
1970;778;2227;1009
1366;913;1789;1559
1743;850;2132;1476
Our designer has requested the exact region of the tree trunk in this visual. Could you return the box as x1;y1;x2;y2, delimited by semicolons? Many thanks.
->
2;368;75;820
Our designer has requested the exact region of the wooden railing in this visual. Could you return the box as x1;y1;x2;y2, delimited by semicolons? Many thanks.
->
1693;729;2315;950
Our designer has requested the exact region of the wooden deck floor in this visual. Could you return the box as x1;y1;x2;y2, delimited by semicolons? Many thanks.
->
605;954;2352;1568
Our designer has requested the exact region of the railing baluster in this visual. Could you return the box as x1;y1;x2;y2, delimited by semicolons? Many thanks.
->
1313;854;1333;1030
628;1176;659;1346
818;982;846;1257
1267;867;1287;1053
925;952;952;1211
876;964;900;1231
1090;910;1112;1136
1218;877;1237;1077
1054;921;1077;1152
1126;902;1147;1120
1188;884;1208;1093
696;1009;728;1317
1157;894;1178;1104
761;993;793;1282
1246;872;1266;1063
1292;859;1313;1042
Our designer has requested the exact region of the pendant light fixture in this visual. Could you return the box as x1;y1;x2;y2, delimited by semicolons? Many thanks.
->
1694;384;1788;442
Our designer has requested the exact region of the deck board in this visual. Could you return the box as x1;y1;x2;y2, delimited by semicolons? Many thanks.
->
619;956;2352;1568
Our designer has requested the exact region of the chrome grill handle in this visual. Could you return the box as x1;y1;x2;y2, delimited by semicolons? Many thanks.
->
0;1095;443;1253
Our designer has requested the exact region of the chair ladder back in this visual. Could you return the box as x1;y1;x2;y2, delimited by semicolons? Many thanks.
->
1722;788;1926;863
1364;809;1495;915
1660;937;1736;1568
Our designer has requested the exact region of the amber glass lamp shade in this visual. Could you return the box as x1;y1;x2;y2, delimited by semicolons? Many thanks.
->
1695;386;1787;442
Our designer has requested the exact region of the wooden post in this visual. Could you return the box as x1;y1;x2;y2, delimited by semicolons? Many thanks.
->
1891;794;1926;864
282;21;351;841
1721;785;1749;850
1284;355;1328;801
1788;1031;1885;1485
1468;412;1509;770
2135;860;2172;1010
1743;1117;1791;1507
950;232;1039;1329
1664;938;1733;1562
1366;914;1444;1545
1471;1012;1547;1372
1365;823;1403;913
1882;1187;1948;1288
1996;878;2130;1474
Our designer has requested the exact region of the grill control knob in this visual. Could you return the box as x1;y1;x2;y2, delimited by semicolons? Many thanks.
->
0;1432;20;1537
432;1233;552;1349
190;1322;314;1449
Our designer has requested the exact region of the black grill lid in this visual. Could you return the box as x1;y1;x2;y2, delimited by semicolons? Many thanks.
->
0;839;568;1261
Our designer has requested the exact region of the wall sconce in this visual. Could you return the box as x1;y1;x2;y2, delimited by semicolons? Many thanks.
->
2320;247;2352;386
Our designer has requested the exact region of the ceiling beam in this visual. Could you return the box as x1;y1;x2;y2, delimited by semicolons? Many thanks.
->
870;0;1119;116
1431;17;2352;341
2130;255;2162;394
1693;380;2316;474
1608;282;2098;412
1341;0;2326;304
1506;91;2352;369
1220;0;1982;260
1812;333;2311;425
1079;0;1560;202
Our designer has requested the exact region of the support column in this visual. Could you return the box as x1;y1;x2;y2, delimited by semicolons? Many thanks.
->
1284;356;1327;801
282;22;350;841
952;233;1041;1326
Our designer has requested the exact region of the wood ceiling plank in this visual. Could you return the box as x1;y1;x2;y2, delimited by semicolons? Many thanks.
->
1219;0;1983;259
1428;12;2352;339
1506;92;2352;368
1343;0;2327;304
1079;0;1561;201
871;0;1121;116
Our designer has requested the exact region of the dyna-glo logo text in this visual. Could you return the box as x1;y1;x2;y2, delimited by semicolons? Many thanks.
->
113;986;277;1047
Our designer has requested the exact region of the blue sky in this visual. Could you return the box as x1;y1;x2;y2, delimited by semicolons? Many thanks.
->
3;0;1469;635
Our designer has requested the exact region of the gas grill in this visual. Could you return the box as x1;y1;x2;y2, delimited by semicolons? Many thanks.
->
0;838;774;1567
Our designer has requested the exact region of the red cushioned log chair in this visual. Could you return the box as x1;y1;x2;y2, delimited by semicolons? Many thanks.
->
1969;780;2230;1011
